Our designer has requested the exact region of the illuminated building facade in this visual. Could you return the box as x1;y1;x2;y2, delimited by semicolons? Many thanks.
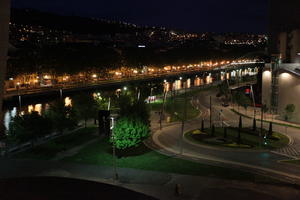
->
262;0;300;122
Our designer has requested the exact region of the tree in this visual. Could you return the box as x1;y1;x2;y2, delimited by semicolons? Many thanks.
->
252;118;256;131
232;91;243;111
217;82;230;100
223;127;227;139
211;124;215;137
94;92;110;110
201;119;204;132
262;104;269;113
46;100;77;134
73;93;97;127
268;122;273;138
237;116;242;144
118;95;150;125
111;117;150;150
285;104;296;121
237;93;252;114
8;111;52;143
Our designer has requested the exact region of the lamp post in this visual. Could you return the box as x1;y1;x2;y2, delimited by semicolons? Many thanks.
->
175;78;187;155
209;96;212;128
110;116;118;180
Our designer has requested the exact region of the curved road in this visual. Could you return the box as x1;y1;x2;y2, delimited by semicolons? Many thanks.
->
150;89;300;184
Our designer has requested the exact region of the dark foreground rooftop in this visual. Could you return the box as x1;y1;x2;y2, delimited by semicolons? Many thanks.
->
0;176;157;200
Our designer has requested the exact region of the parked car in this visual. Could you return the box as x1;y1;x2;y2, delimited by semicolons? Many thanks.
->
222;102;229;107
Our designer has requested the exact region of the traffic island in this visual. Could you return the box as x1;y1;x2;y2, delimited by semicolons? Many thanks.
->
185;127;289;150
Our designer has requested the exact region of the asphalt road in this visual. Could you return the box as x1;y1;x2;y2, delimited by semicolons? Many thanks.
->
152;89;300;184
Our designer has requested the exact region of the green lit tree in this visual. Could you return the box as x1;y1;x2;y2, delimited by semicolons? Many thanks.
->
111;117;150;150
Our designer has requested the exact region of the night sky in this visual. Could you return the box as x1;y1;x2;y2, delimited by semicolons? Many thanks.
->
12;0;268;33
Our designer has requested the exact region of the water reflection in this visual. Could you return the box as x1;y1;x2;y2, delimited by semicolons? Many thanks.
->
4;107;17;130
4;97;71;130
3;69;257;130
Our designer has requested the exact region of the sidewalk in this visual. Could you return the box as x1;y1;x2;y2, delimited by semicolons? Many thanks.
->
231;105;300;128
230;106;300;158
1;158;299;200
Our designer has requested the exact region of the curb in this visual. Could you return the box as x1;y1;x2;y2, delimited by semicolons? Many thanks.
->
150;129;300;184
183;130;267;153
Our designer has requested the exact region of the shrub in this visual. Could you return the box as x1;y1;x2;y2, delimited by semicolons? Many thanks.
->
111;117;150;150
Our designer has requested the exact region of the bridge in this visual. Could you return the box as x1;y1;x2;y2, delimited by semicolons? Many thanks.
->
3;61;263;101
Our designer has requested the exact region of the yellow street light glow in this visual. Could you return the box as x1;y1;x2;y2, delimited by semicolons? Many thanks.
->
280;72;291;79
263;70;272;78
92;74;97;78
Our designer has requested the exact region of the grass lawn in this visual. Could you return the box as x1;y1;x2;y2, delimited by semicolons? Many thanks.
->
165;97;199;122
149;97;199;122
148;99;164;111
62;138;281;184
148;86;218;121
185;128;289;150
12;127;98;160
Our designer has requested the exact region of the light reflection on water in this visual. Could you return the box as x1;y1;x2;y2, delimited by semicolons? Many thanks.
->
4;97;71;130
2;76;222;130
4;107;17;130
3;79;193;130
3;68;256;130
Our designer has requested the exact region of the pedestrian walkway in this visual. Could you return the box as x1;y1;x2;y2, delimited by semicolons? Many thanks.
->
231;106;300;128
275;146;300;159
1;158;300;200
51;137;100;161
230;106;300;158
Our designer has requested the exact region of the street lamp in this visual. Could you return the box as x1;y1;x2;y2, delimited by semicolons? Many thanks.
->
174;112;183;155
110;116;118;180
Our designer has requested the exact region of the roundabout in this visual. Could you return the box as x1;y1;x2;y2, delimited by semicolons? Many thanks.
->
184;127;289;151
